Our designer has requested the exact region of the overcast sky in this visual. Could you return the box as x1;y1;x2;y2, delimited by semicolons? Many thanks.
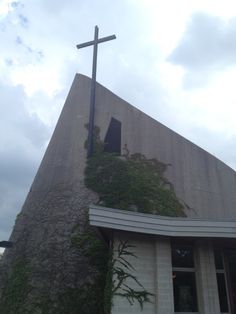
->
1;0;236;247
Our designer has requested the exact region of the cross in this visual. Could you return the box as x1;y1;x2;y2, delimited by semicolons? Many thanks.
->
76;26;116;158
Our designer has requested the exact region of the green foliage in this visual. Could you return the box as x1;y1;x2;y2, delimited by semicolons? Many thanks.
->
0;258;31;314
71;228;153;314
0;126;185;313
56;284;106;314
85;150;186;217
82;126;186;312
70;226;109;314
103;252;113;314
71;225;108;271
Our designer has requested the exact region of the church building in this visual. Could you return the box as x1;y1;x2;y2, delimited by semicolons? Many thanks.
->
1;74;236;314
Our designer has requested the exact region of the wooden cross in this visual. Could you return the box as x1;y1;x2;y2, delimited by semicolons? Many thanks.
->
76;26;116;158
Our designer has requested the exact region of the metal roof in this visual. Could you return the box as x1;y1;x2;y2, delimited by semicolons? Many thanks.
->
89;205;236;238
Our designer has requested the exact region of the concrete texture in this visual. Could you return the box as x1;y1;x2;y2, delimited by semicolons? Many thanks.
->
92;77;236;220
195;240;221;314
0;74;98;310
112;232;156;314
155;238;174;314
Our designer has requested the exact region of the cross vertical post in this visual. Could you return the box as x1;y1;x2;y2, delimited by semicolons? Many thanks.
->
87;26;98;158
76;26;116;158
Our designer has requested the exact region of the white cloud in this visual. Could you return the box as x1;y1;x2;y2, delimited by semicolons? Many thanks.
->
0;0;18;18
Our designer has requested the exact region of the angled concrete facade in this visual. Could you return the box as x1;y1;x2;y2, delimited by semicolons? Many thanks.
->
1;73;236;313
93;77;236;220
0;74;98;312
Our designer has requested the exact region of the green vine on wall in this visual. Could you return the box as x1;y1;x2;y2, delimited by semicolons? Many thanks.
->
82;125;186;312
0;258;31;314
84;126;186;217
70;225;109;314
71;227;153;314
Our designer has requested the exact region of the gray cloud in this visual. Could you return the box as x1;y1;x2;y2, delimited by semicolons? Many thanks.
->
14;36;44;62
18;14;28;28
0;81;50;241
16;35;22;45
169;12;236;70
0;4;42;67
11;2;21;9
5;59;13;66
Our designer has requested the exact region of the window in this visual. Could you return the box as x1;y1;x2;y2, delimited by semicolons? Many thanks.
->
172;245;198;312
214;249;229;313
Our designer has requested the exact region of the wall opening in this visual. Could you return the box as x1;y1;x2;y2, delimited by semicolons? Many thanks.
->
104;117;121;154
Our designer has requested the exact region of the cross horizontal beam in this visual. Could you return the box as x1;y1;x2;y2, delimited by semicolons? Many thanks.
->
76;34;116;49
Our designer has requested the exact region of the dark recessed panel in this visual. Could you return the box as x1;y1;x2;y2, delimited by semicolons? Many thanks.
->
104;117;121;154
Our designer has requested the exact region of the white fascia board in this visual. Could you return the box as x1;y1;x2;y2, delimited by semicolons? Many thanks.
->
89;205;236;238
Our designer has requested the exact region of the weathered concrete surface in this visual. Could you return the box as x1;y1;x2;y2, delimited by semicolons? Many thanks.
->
155;237;174;314
195;240;221;314
92;79;236;220
1;73;236;312
112;232;156;314
0;74;98;312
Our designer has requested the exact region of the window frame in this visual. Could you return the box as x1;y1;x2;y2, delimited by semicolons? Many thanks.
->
214;249;231;314
172;244;199;314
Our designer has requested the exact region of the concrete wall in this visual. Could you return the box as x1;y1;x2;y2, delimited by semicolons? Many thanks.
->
155;238;174;314
92;75;236;220
18;72;236;228
195;240;221;314
0;74;98;308
112;232;157;314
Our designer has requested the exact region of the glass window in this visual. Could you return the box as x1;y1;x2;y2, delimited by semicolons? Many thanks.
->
214;249;224;270
172;246;194;268
214;249;229;313
173;272;198;312
216;273;229;313
172;244;198;313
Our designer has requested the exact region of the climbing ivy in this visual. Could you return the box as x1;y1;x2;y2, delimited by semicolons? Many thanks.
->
0;258;32;314
84;131;186;217
0;125;186;314
70;224;109;314
82;125;186;312
71;227;153;314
